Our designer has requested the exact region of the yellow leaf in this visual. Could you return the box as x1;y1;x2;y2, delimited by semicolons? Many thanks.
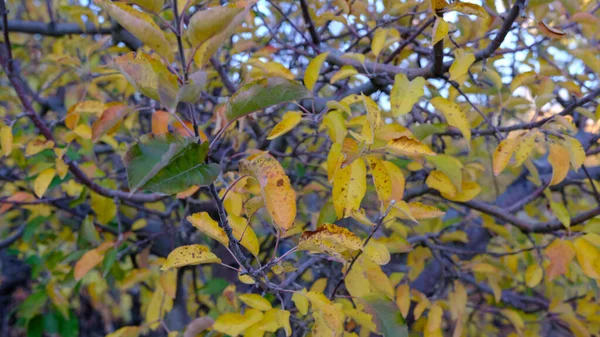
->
407;202;445;220
91;192;117;224
305;292;345;334
146;284;174;330
95;1;172;61
544;239;575;281
213;309;264;337
292;289;309;315
492;138;519;176
34;168;56;198
383;161;406;203
187;212;229;246
548;142;570;186
390;74;425;116
442;180;480;202
426;154;463;190
297;223;362;260
160;244;221;270
322;111;348;144
450;2;489;19
187;5;244;46
0;124;13;157
501;309;524;335
425;303;443;336
432;17;448;46
332;158;367;218
387;136;436;156
448;49;475;81
229;214;260;257
396;284;410;319
430;97;471;143
573;237;600;279
563;136;585;171
327;143;345;182
550;201;570;229
513;131;537;167
426;170;457;197
267;111;303;140
25;139;54;156
525;264;543;288
330;65;358;84
364;240;391;265
304;52;330;91
74;242;114;281
371;28;387;57
430;0;449;12
239;294;273;311
240;153;297;233
105;326;140;337
239;272;256;284
160;269;177;299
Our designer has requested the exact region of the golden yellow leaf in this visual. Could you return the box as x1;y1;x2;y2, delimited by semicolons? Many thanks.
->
105;326;140;337
239;153;296;232
493;138;519;176
448;49;475;81
573;237;600;279
430;0;449;12
95;1;172;61
322;111;348;144
426;170;457;197
0;124;13;157
267;111;303;140
366;156;391;206
387;136;436;156
451;2;489;19
442;180;480;202
432;16;448;46
91;192;117;225
425;303;443;336
229;214;260;257
332;158;367;218
426;154;463;190
213;309;264;337
160;244;221;270
34;168;56;198
146;284;174;330
304;52;330;91
364;240;391;265
327;142;345;182
330;65;358;84
292;289;310;315
513;131;537;167
563;136;585;171
548;142;570;186
74;242;114;281
160;269;177;299
501;309;524;335
297;223;362;260
430;97;471;143
239;294;273;311
26;139;54;156
305;292;345;334
396;284;410;319
390;74;425;116
525;264;543;288
383;161;406;203
371;28;387;57
187;212;229;246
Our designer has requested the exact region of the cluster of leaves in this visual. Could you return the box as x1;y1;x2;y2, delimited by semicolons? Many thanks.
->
1;0;600;336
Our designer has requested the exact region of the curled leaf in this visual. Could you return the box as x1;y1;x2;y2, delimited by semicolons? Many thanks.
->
161;244;221;270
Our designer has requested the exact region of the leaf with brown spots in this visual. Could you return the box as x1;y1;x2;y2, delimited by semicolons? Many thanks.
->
297;223;362;260
239;152;297;233
386;136;436;156
161;244;221;270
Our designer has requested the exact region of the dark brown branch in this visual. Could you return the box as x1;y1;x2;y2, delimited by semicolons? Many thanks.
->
299;0;320;45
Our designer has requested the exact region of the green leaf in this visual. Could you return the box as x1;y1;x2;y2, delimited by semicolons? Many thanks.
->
225;77;312;121
124;134;219;194
359;295;408;337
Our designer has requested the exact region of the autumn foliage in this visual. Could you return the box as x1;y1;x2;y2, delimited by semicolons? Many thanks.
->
1;0;600;336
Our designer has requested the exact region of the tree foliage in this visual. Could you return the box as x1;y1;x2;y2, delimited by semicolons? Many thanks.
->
1;0;600;336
